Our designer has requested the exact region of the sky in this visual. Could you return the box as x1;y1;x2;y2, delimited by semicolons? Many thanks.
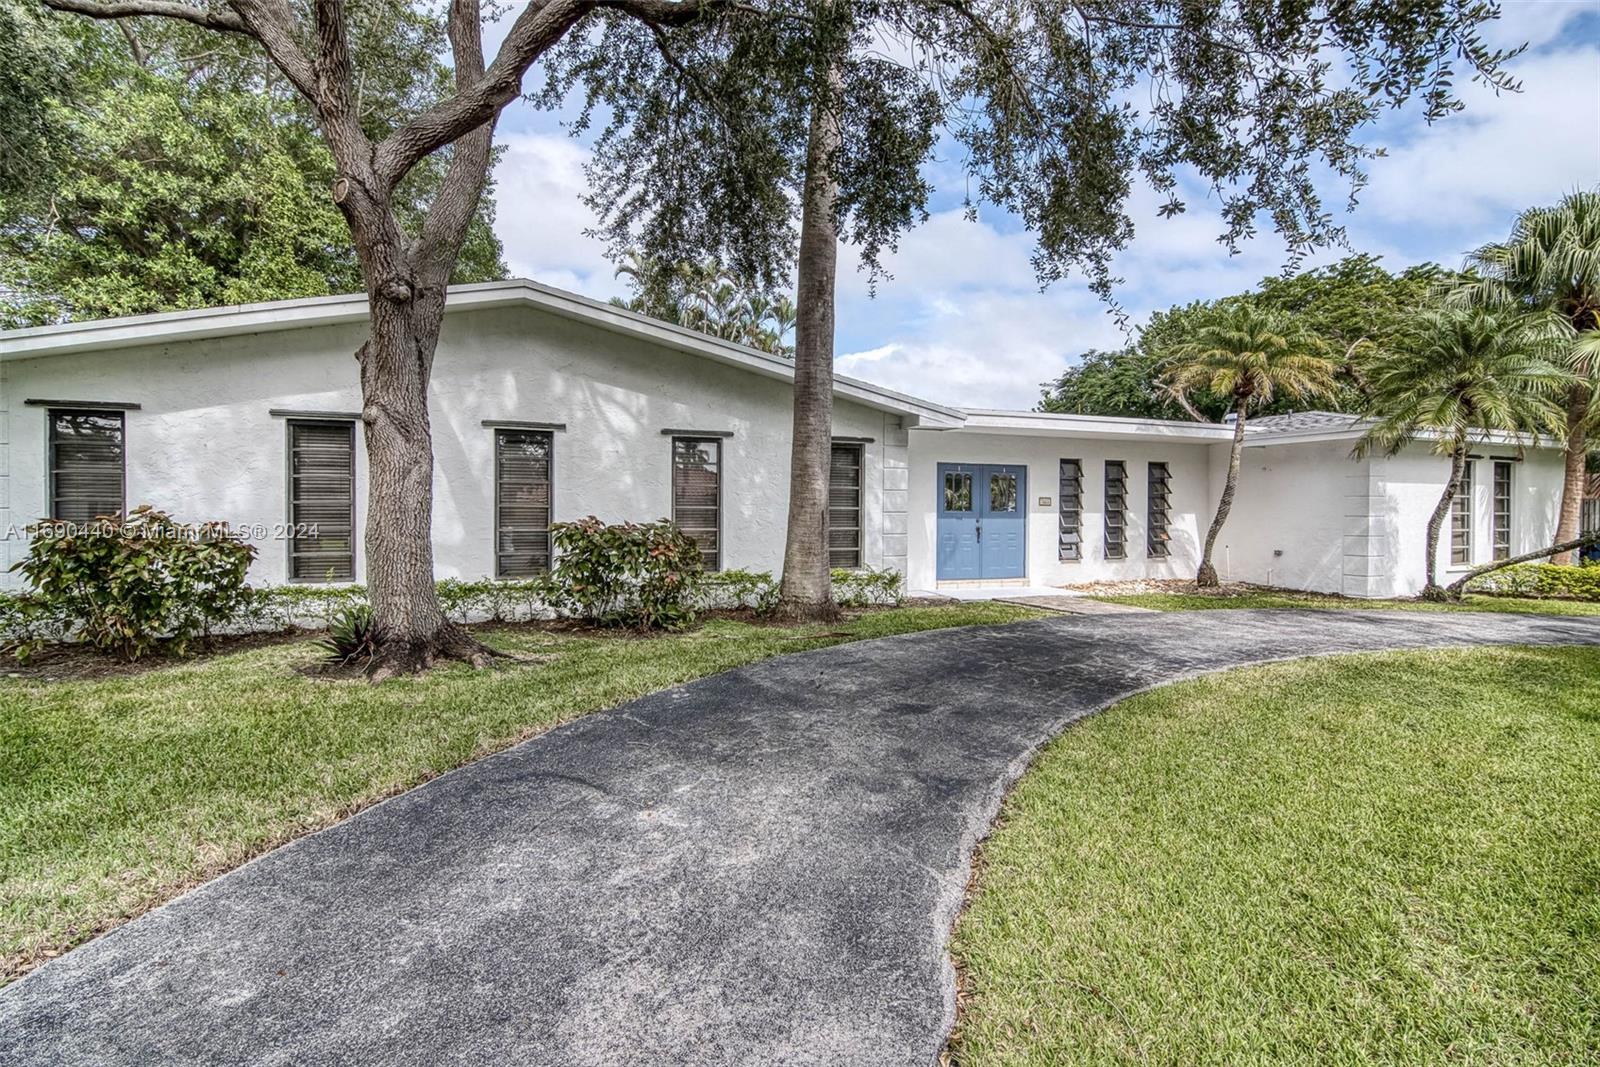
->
486;1;1600;411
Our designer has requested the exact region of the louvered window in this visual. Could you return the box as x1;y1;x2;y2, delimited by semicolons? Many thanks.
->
1450;461;1473;566
672;437;721;571
496;429;553;577
1104;460;1127;560
1058;459;1082;561
49;410;124;524
828;442;863;569
287;420;355;582
1147;462;1171;558
1492;461;1512;561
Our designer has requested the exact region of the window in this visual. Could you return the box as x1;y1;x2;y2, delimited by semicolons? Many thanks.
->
495;429;553;577
1104;460;1127;560
1147;462;1171;558
1058;459;1083;561
943;470;973;511
672;437;721;571
48;409;125;524
1450;461;1473;566
287;420;356;581
828;442;863;569
1492;460;1513;561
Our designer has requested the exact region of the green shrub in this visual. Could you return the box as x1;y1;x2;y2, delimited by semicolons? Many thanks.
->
0;592;72;664
1470;561;1600;601
318;604;378;665
698;568;781;613
547;517;704;629
9;506;256;661
832;567;905;608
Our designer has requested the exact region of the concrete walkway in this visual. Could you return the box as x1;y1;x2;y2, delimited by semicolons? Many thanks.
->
4;611;1597;1066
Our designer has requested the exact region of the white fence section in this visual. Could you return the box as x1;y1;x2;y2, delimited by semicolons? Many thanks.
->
1584;498;1599;535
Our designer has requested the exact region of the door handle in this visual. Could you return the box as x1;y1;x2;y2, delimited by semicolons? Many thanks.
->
976;519;982;543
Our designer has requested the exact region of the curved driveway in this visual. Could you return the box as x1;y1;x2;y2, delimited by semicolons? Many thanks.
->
4;610;1598;1066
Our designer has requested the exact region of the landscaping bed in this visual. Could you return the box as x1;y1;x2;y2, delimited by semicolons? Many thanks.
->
951;646;1600;1065
0;600;1043;983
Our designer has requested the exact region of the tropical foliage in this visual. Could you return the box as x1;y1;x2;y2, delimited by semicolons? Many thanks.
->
0;2;505;327
1449;190;1600;563
1355;309;1570;598
1161;306;1338;585
1041;256;1446;420
613;252;796;357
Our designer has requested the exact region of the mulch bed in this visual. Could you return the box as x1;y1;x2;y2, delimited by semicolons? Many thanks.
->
4;599;939;684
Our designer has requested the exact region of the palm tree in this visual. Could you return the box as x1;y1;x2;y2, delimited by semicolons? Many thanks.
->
1163;305;1338;586
1452;190;1600;563
1355;308;1570;599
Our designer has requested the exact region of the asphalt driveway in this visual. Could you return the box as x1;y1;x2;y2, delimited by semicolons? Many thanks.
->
4;610;1598;1066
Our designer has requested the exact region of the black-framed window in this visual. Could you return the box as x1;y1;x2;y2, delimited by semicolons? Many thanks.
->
1450;461;1473;566
1492;460;1513;561
48;409;125;524
287;420;355;582
1147;462;1171;558
1058;459;1083;561
1104;460;1127;560
672;437;721;572
495;429;553;577
828;441;863;569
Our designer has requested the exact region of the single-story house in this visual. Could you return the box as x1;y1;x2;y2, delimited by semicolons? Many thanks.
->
0;279;1566;599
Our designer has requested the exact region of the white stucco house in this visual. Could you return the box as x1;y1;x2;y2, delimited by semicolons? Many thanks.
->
0;279;1566;599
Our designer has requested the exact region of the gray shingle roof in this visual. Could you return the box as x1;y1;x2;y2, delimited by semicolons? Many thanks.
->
1246;410;1366;435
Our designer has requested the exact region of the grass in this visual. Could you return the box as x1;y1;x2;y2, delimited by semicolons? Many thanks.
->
951;646;1600;1066
0;601;1041;982
1091;588;1600;616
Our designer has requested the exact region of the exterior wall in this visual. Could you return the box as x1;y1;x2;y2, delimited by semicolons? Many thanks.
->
1219;438;1565;597
1211;439;1369;595
0;304;894;589
904;429;1213;590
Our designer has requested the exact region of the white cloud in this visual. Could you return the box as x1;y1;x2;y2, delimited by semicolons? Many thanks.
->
491;132;622;299
1358;44;1600;235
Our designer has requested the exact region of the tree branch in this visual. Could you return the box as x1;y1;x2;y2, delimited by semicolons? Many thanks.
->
373;0;739;193
228;0;319;101
416;0;495;286
1445;532;1600;596
41;0;249;34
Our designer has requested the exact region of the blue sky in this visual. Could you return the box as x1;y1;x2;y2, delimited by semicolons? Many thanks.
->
488;1;1600;410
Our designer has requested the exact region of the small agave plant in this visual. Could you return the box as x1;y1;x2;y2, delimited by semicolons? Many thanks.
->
319;604;378;666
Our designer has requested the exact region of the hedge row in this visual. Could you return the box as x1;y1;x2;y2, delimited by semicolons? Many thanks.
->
1468;561;1600;601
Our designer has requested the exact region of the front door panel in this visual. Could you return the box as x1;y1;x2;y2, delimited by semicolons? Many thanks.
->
979;464;1027;579
936;464;981;580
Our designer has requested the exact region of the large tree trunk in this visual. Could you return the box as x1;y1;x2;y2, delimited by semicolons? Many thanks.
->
1552;385;1590;565
356;292;492;679
775;59;844;621
1421;443;1467;601
1196;400;1248;587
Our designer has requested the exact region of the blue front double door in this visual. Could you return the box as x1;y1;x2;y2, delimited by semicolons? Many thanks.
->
936;463;1027;581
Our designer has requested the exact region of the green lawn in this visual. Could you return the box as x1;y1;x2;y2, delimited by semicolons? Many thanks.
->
1091;588;1600;616
0;601;1039;982
951;646;1600;1066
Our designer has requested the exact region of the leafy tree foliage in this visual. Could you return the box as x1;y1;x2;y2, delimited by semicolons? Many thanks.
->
1040;256;1448;420
613;252;796;356
0;2;506;327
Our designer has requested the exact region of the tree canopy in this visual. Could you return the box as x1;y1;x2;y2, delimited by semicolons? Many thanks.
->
1040;255;1448;421
542;2;1516;297
0;1;506;327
